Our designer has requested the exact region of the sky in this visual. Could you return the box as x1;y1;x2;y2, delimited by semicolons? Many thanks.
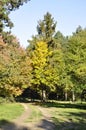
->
9;0;86;48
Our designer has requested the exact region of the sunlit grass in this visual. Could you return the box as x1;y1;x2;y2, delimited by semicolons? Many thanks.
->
0;101;86;130
33;101;86;130
26;104;43;123
0;103;24;125
51;107;86;121
41;101;86;130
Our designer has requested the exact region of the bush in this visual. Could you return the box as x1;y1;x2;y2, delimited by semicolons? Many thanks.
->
0;96;15;104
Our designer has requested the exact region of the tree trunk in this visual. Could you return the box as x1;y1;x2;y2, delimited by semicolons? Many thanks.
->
65;91;68;101
72;90;75;102
41;89;46;102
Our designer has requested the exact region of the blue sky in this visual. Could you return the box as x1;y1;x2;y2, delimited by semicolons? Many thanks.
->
9;0;86;48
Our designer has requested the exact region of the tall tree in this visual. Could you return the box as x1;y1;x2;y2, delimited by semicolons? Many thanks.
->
65;28;86;101
37;12;57;47
27;12;58;53
27;12;66;101
0;34;32;98
30;41;50;101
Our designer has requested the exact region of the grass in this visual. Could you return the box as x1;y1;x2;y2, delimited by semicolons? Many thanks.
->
26;103;43;123
34;101;86;130
50;107;86;130
0;101;86;130
37;100;86;109
0;103;24;125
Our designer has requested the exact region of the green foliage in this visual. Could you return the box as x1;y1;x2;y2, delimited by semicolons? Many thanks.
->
65;29;86;100
27;13;86;101
0;9;86;101
36;12;57;47
27;13;65;101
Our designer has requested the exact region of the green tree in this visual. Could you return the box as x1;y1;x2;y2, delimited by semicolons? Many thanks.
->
37;12;57;47
66;28;86;101
27;12;66;101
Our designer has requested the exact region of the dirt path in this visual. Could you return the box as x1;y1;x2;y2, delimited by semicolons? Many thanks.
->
14;103;29;123
0;103;31;130
0;103;56;130
36;106;56;130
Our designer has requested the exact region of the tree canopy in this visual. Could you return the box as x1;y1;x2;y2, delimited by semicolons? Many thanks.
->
0;9;86;102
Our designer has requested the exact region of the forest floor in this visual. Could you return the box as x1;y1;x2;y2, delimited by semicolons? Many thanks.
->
0;103;56;130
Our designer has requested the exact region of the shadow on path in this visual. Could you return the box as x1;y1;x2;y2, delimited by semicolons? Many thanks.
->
0;120;30;130
37;119;56;130
0;103;57;130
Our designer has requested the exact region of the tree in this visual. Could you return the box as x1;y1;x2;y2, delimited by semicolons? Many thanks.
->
30;41;50;101
37;12;57;47
0;0;30;32
27;12;67;101
75;25;82;34
0;34;32;98
54;31;67;48
28;39;65;101
65;28;86;101
27;12;57;54
1;31;20;47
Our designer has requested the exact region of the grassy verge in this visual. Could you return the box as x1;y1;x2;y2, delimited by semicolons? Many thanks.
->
26;104;43;123
0;103;24;125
